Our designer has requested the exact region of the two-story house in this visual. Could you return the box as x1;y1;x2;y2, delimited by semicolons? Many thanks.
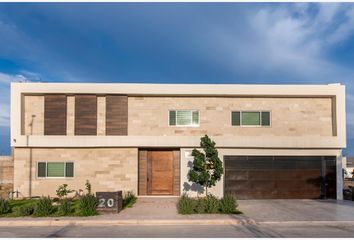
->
10;83;346;199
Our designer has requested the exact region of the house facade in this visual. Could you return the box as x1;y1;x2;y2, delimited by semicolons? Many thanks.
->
10;83;346;200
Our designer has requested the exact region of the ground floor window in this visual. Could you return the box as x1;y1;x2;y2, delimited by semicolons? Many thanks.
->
37;162;74;178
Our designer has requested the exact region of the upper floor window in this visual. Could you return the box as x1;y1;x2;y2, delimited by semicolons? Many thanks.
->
37;162;74;178
169;110;199;126
232;111;271;127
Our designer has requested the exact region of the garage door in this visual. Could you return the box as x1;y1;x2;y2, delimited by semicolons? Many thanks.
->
224;156;336;199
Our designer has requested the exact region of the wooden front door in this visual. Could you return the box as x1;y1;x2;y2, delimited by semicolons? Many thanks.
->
147;151;174;195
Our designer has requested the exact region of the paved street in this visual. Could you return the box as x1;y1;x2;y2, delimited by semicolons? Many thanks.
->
1;222;354;238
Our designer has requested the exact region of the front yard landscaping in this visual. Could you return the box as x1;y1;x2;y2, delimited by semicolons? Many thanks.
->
0;181;137;218
177;193;241;215
0;192;137;218
178;135;240;215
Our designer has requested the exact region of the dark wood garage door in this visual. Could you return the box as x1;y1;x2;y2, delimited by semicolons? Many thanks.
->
224;156;336;199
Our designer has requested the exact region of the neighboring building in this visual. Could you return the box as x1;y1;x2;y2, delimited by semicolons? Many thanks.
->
0;156;14;198
10;83;346;200
344;157;354;178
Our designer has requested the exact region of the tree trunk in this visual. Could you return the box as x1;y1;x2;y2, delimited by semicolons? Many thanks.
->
205;185;208;196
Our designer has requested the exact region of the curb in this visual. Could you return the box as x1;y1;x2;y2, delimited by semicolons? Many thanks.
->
259;220;354;225
0;218;256;227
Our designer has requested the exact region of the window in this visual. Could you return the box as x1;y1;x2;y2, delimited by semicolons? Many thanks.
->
231;111;271;126
169;110;199;126
37;162;74;178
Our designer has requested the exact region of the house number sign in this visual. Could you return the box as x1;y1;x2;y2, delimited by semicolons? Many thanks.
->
96;191;123;213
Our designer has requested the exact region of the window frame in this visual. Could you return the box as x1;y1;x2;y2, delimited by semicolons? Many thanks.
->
231;110;272;127
168;110;200;127
36;162;75;179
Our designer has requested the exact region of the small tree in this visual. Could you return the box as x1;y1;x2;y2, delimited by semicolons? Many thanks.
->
85;180;92;195
188;135;223;196
56;184;74;199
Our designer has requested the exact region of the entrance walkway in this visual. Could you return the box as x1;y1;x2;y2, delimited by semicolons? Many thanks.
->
119;197;179;219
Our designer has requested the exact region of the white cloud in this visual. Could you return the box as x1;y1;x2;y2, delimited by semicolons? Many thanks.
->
249;3;354;60
327;7;354;44
0;72;30;84
190;3;354;86
0;72;34;127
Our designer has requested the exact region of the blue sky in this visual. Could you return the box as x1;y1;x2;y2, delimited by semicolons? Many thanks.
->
0;3;353;155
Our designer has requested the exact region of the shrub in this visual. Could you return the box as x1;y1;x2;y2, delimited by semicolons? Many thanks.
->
0;198;11;215
58;199;72;216
194;197;206;213
177;193;196;215
78;194;98;216
123;191;137;209
14;204;35;216
35;197;54;217
205;194;220;213
56;184;74;199
220;194;238;214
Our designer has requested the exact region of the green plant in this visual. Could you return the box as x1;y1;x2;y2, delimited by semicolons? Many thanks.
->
220;194;238;214
85;180;92;194
188;135;223;196
177;193;196;215
0;198;11;215
78;194;98;216
205;194;220;213
56;184;74;199
14;204;35;216
8;199;38;209
35;197;54;217
123;191;137;209
58;199;72;216
194;197;206;214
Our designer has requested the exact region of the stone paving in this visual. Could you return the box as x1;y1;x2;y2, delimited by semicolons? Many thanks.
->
238;199;354;222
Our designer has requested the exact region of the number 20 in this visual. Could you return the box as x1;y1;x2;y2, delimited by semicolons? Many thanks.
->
98;198;114;208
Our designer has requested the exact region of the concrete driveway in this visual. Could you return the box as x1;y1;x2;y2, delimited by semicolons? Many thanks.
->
238;199;354;222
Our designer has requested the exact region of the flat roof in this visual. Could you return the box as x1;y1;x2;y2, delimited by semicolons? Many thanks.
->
11;82;345;97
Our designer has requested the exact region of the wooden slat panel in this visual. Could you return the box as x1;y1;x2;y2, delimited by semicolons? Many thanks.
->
75;95;97;135
173;150;180;196
106;95;128;135
44;95;67;135
147;151;152;195
138;150;148;195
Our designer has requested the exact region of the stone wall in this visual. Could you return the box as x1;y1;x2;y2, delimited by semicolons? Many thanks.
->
13;148;138;198
23;95;333;137
23;96;44;135
0;156;13;198
128;97;333;137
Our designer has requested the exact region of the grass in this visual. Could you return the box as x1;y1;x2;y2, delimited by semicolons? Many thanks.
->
122;191;137;209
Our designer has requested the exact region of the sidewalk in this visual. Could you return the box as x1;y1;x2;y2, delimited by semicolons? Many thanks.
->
0;197;255;226
2;198;353;226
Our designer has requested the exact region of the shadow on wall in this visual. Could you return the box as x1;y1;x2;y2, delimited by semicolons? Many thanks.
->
183;160;205;195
